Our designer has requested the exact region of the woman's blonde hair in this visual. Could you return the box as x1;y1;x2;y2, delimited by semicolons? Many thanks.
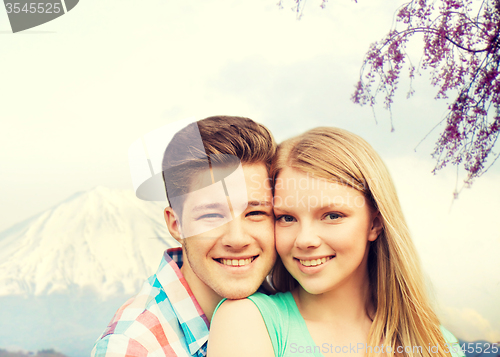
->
270;127;448;357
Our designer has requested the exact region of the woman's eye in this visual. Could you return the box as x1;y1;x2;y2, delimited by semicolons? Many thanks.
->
324;213;341;221
277;215;296;223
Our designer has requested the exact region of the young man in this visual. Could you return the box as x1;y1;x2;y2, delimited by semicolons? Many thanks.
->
91;116;277;357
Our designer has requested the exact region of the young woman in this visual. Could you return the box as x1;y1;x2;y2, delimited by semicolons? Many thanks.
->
208;127;464;357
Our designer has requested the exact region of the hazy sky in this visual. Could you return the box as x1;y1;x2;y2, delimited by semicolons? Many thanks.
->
1;0;499;342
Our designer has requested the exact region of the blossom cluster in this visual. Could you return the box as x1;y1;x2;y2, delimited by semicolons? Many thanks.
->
352;0;500;188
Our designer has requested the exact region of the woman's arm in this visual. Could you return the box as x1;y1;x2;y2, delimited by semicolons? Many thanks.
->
207;298;275;357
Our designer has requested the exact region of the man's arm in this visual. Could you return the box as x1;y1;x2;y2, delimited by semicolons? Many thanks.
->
207;299;274;357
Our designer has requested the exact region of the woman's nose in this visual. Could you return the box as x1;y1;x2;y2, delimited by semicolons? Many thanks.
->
294;224;321;250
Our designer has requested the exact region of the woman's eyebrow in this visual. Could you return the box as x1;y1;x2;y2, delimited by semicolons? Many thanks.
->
273;203;353;214
273;206;293;214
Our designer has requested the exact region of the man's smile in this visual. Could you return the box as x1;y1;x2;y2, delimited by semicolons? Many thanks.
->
214;255;258;267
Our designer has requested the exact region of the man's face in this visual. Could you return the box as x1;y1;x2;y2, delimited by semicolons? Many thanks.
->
178;163;276;300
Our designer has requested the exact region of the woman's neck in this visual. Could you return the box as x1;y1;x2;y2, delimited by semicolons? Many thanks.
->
293;276;374;326
292;279;376;355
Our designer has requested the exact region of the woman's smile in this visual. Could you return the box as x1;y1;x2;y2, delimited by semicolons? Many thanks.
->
295;255;335;274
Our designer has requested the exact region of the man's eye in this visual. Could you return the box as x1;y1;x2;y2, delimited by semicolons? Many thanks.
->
198;213;224;220
276;215;296;223
246;211;271;221
247;211;266;217
323;213;341;221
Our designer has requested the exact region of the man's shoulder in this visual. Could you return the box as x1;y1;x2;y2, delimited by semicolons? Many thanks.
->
103;279;166;333
102;251;178;331
92;273;172;348
91;288;168;356
91;333;147;357
92;249;209;356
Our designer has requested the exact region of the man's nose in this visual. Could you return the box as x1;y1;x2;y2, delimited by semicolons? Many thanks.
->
220;217;252;249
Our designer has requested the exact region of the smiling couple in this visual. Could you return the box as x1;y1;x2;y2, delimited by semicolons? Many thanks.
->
92;116;465;357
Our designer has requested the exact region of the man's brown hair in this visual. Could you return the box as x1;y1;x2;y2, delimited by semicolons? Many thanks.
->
161;115;276;217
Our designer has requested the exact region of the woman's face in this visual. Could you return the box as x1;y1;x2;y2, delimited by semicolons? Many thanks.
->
273;167;381;295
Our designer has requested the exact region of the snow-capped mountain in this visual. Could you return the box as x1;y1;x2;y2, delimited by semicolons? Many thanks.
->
0;186;178;298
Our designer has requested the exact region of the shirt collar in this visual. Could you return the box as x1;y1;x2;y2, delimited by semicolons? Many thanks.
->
159;247;210;355
166;246;184;269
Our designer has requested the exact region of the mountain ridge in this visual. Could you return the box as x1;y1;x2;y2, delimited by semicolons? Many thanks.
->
0;186;178;298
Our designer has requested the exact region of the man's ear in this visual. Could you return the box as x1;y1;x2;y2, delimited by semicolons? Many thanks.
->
164;207;183;244
368;211;384;242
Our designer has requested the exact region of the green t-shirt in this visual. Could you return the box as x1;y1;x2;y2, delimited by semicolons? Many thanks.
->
213;292;466;357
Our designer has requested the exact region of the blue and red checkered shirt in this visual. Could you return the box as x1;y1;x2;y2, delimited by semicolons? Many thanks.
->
91;247;210;357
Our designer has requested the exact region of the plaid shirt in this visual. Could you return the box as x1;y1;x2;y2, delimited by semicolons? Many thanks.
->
91;247;210;357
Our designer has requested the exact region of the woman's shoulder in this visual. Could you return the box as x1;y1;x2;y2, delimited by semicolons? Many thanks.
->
248;291;292;306
440;326;466;357
249;291;297;318
440;326;459;342
208;296;276;357
213;296;264;318
212;291;292;320
208;292;294;357
214;292;293;327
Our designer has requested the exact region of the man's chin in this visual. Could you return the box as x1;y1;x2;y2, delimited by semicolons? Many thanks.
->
217;286;260;300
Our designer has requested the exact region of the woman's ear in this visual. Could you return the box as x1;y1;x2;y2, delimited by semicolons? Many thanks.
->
164;207;183;244
368;211;383;242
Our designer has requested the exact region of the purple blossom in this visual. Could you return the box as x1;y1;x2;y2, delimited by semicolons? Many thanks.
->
351;0;500;187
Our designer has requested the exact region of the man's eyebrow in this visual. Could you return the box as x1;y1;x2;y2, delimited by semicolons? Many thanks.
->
191;202;227;212
191;200;272;214
247;200;272;207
